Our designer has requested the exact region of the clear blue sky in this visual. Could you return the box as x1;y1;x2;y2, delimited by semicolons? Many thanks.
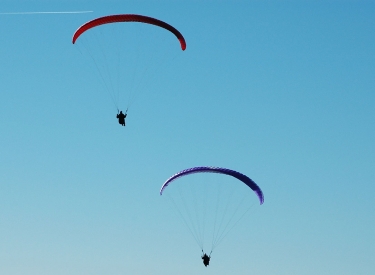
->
0;1;374;274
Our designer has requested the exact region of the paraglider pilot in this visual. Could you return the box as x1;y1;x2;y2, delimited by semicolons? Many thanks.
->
116;110;127;126
201;252;210;267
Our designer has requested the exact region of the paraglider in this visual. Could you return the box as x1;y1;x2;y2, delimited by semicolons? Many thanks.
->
72;14;186;124
116;110;127;126
201;252;211;267
160;167;264;266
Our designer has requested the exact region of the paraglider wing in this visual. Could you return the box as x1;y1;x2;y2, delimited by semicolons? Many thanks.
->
72;14;186;50
160;167;264;205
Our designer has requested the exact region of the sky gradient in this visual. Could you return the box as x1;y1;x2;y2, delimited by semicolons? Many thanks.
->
0;1;374;274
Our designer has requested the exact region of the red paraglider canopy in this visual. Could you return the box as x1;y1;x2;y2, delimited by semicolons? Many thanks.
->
72;14;186;50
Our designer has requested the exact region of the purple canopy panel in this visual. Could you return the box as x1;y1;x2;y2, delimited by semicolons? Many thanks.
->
160;166;264;205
